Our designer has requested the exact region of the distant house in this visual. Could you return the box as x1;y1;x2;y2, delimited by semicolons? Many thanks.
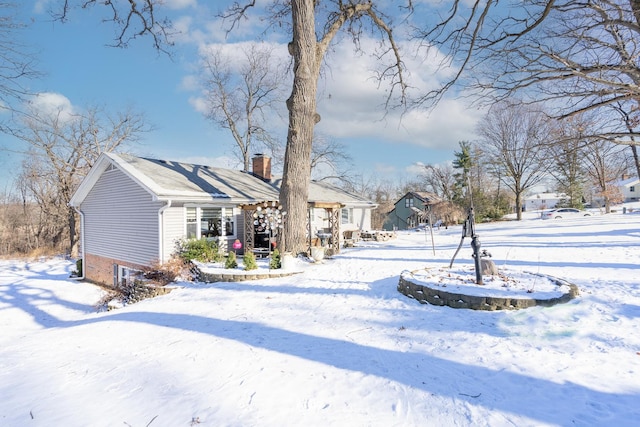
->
69;153;376;286
524;193;567;211
616;175;640;202
383;192;441;231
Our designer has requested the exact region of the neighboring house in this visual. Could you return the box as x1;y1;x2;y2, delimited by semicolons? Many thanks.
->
383;192;441;231
69;153;376;286
524;193;567;211
616;175;640;202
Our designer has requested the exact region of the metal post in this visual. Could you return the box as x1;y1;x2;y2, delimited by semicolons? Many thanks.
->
466;206;483;285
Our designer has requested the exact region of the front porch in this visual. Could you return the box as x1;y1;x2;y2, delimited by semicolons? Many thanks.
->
240;201;344;256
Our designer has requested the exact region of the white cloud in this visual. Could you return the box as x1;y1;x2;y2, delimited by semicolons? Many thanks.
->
164;0;198;10
404;162;427;177
171;3;272;47
28;92;76;122
170;15;196;45
183;35;484;173
33;0;52;14
315;38;484;152
187;40;291;119
188;95;208;115
180;74;199;92
197;41;290;72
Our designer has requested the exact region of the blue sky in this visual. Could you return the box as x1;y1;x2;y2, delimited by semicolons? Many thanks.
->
0;1;484;191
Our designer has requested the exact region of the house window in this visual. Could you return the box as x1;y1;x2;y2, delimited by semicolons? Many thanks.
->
186;207;235;239
631;186;636;192
201;208;222;237
341;208;353;224
405;198;414;208
186;207;198;239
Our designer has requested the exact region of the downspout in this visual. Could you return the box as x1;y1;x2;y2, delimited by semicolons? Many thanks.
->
72;206;85;280
158;200;172;264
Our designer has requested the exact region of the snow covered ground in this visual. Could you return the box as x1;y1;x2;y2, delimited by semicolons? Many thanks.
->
1;207;639;426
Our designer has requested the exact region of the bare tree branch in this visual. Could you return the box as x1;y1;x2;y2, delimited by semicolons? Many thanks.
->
0;2;42;110
54;0;175;52
198;43;287;171
476;101;552;219
6;103;151;255
455;1;640;143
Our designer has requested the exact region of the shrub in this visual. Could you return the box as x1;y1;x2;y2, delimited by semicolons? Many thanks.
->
95;279;171;311
270;248;281;269
243;251;258;271
143;256;189;285
175;238;222;263
225;251;238;269
71;258;83;277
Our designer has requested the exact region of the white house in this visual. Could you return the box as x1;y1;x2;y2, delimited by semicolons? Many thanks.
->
616;176;640;202
69;153;376;286
524;192;567;211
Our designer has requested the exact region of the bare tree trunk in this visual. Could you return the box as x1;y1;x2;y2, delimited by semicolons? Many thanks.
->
514;190;523;221
279;0;321;254
68;206;78;257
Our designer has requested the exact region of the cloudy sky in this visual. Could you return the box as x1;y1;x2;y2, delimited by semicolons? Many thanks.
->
0;1;485;190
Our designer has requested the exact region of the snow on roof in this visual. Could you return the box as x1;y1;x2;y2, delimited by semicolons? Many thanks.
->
525;192;567;201
118;154;279;201
71;152;376;208
614;176;640;187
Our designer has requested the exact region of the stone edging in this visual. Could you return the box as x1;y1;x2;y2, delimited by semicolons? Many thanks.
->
198;270;301;283
397;270;579;311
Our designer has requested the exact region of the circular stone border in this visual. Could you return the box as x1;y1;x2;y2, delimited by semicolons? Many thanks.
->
398;269;579;311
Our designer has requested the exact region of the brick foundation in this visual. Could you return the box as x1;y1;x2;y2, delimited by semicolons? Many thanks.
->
84;252;148;287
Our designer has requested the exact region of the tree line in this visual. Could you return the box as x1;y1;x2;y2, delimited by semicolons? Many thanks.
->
424;102;633;222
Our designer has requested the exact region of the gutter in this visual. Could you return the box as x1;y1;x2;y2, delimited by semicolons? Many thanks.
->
158;199;172;264
71;206;85;280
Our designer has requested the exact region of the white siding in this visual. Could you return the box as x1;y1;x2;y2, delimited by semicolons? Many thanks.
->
161;205;247;259
161;205;186;262
354;207;371;230
310;206;372;233
80;167;164;266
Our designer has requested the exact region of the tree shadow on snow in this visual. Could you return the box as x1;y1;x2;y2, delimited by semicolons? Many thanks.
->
71;310;640;425
2;268;638;424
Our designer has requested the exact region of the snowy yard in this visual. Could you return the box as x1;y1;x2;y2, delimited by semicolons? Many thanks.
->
1;209;639;426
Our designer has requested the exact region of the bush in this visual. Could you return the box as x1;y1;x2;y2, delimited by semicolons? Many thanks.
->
243;251;258;271
270;248;281;269
175;238;222;263
96;279;171;311
143;256;189;285
71;258;83;277
225;251;238;269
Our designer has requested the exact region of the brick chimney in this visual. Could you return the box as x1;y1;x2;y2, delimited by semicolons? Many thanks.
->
252;154;271;181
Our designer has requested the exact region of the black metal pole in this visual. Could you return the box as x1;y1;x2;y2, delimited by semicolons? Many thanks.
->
468;207;483;285
471;235;483;285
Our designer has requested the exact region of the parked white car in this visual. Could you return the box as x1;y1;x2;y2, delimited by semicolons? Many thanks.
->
540;208;592;220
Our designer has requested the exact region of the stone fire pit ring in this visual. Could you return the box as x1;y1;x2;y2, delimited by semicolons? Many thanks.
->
398;266;579;311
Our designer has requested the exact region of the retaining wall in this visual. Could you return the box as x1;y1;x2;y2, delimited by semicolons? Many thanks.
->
397;274;579;311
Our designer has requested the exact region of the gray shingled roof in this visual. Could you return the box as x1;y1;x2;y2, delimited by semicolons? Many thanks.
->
71;153;376;208
118;154;280;201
